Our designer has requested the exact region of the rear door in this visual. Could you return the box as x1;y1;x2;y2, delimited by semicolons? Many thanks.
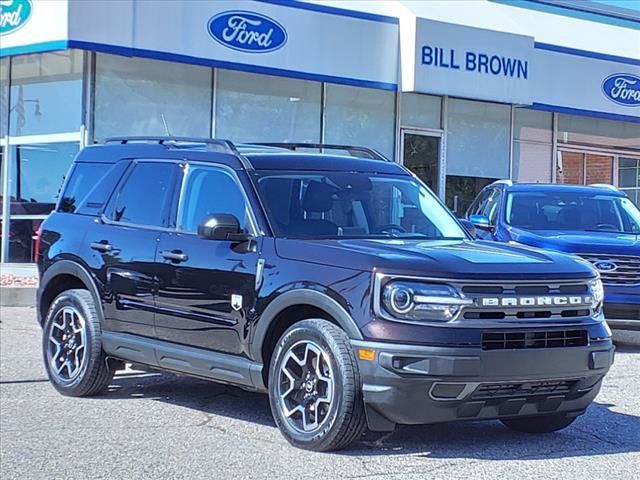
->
88;160;181;337
154;163;260;355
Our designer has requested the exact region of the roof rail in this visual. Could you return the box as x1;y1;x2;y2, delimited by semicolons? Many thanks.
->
251;142;389;161
104;136;240;155
588;183;618;190
491;179;514;187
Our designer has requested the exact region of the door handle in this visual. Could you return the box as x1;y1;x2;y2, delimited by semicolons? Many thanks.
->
90;241;113;252
161;250;188;262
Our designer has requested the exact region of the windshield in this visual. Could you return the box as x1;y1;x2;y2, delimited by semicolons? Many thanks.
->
505;191;640;234
253;170;468;239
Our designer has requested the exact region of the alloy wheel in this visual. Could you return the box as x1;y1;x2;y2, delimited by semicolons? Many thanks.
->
277;340;335;433
46;306;88;382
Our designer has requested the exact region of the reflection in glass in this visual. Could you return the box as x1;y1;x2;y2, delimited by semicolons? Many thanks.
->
216;70;321;143
324;84;395;160
445;175;496;216
10;142;79;215
9;50;83;136
8;218;43;263
402;133;439;192
94;53;212;140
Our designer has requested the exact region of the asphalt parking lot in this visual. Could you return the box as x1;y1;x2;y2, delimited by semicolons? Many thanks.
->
1;307;638;480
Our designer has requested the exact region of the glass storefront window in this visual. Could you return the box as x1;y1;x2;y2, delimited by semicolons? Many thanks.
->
400;93;441;130
94;54;212;140
215;70;321;143
446;98;510;179
1;57;8;138
619;157;640;206
324;84;395;160
445;176;496;216
9;50;83;136
514;108;552;143
8;218;43;263
9;142;79;215
558;114;640;150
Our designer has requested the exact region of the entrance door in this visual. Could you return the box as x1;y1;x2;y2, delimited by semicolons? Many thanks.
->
401;130;441;194
557;150;614;185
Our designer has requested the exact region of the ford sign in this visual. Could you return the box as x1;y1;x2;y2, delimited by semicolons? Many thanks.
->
0;0;32;36
594;261;618;273
208;10;287;53
602;73;640;107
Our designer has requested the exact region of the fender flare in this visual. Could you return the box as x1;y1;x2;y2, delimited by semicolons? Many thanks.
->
250;289;363;363
38;260;104;326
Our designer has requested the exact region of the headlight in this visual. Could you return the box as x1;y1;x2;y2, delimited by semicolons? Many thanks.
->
381;281;472;322
589;277;604;311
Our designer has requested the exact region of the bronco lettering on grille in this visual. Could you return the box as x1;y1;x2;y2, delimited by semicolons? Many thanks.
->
480;296;592;308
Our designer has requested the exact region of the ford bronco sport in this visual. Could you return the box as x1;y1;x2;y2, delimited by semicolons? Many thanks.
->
37;138;614;451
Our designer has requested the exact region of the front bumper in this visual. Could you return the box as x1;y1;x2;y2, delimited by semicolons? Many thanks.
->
352;339;614;431
604;302;640;331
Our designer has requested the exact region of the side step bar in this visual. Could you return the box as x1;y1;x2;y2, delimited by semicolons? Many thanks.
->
102;332;266;392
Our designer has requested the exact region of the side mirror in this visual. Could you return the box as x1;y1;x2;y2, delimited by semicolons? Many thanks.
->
458;219;477;238
468;214;494;232
197;214;250;241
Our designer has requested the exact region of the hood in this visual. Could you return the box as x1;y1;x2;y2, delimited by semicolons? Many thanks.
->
275;238;595;281
509;227;640;255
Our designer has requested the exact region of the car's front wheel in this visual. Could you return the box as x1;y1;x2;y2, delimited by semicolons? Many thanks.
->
42;289;114;397
268;319;366;451
501;413;577;433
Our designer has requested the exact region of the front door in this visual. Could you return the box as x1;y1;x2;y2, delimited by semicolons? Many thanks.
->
154;164;260;356
401;131;441;194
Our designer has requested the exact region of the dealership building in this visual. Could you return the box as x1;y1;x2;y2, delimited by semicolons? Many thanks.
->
0;0;639;283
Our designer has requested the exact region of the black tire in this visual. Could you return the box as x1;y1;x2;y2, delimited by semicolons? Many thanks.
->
501;413;577;433
42;289;114;397
268;319;366;451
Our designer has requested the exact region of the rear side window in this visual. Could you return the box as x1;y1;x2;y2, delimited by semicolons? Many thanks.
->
76;160;130;216
59;163;110;213
107;161;179;227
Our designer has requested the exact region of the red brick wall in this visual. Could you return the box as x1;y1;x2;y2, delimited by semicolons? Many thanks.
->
559;152;584;184
585;155;613;184
558;152;613;185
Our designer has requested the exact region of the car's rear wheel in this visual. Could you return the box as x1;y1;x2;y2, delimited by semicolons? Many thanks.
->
501;413;577;433
42;289;114;396
268;319;366;451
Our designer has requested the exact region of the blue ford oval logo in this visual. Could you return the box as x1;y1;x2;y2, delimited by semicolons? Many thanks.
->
602;74;640;107
208;10;287;53
0;0;32;36
594;261;618;273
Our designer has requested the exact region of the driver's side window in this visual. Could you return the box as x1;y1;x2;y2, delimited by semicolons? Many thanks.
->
178;166;250;233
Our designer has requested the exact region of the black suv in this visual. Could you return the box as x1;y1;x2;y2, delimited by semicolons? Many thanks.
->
38;138;614;451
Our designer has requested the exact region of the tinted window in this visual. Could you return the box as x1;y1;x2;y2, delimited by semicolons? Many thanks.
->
59;163;110;213
108;162;178;227
178;166;249;233
76;161;130;216
506;191;640;233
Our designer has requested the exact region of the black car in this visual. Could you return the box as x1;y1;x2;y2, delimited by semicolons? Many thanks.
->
37;138;613;451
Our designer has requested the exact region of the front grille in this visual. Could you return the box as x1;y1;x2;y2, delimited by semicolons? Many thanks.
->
470;379;578;400
579;254;640;286
459;281;592;320
482;330;588;350
604;303;640;320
